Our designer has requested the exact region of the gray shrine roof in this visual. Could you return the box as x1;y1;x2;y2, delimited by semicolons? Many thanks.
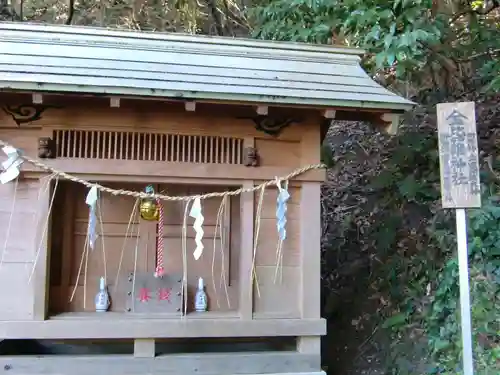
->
0;22;414;111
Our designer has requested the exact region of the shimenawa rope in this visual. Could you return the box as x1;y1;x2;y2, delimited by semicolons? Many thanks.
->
0;139;326;200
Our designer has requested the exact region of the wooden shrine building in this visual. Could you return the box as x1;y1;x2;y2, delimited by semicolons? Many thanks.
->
0;22;413;375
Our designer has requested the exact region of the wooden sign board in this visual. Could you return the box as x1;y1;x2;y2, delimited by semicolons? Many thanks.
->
122;272;183;314
437;102;481;209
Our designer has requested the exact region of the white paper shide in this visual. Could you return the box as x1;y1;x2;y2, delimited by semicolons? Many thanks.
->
0;146;23;184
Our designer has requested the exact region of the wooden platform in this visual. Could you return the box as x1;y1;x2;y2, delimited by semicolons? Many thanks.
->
0;315;325;339
0;353;322;375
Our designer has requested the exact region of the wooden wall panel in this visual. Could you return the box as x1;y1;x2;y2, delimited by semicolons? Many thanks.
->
57;182;146;313
1;105;325;183
70;225;143;285
253;186;300;218
157;184;238;312
254;139;300;167
0;263;34;320
253;186;300;267
0;212;37;263
0;128;39;157
253;266;300;318
254;219;300;267
33;105;304;142
0;99;322;322
252;185;301;316
0;180;42;320
53;182;239;314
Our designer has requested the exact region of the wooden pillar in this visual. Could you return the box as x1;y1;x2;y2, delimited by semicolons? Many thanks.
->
299;181;321;318
239;180;254;319
239;137;255;319
32;177;53;320
298;122;322;359
59;183;75;313
134;338;155;357
298;182;322;359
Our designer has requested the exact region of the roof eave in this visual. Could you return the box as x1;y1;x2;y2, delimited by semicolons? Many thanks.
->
0;82;415;112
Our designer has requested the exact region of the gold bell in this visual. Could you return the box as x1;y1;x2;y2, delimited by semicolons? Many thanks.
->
140;185;159;221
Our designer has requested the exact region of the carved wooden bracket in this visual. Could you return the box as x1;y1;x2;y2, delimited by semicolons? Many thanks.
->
239;115;301;136
38;137;56;159
243;146;259;167
2;104;54;126
253;116;298;136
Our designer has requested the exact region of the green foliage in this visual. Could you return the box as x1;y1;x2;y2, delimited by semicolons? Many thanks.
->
424;193;500;374
249;0;438;74
321;123;499;374
249;0;499;371
369;133;500;374
481;60;500;92
369;127;500;373
249;0;500;90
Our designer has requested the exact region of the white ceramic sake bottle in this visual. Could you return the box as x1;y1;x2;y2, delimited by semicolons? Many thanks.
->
194;277;208;312
95;276;110;312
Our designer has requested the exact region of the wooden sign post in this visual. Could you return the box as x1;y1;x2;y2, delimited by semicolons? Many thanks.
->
436;101;481;375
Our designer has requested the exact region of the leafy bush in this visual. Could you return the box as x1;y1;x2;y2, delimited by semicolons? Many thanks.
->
249;0;500;91
329;125;500;374
249;1;499;372
424;192;500;374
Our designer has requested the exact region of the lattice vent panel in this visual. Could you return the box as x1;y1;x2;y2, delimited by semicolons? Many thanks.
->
53;130;244;164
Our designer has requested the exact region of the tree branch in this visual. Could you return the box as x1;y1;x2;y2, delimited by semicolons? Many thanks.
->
419;41;458;74
471;1;500;15
206;0;224;35
451;1;500;23
221;0;233;35
66;0;75;24
456;48;500;62
0;0;20;21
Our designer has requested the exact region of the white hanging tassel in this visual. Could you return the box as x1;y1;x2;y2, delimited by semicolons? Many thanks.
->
274;178;290;283
85;186;98;250
189;197;204;260
276;179;290;242
0;146;23;184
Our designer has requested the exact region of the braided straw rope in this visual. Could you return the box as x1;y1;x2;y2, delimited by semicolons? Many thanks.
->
154;199;165;278
0;139;326;201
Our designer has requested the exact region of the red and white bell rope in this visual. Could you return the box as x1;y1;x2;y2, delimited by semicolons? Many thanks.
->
154;199;165;278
